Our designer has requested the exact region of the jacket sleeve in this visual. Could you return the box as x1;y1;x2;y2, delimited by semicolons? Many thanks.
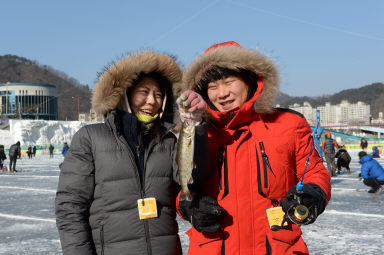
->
55;126;96;255
294;117;331;204
360;163;370;179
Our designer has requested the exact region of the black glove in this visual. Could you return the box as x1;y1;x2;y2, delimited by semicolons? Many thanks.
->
280;183;327;225
179;192;226;233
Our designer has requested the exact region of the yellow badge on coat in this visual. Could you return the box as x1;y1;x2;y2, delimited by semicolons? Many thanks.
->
266;206;288;229
137;197;158;220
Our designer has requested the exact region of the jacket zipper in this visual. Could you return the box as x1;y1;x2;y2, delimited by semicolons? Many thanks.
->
114;130;152;255
256;146;267;198
217;145;224;190
100;225;104;255
259;142;275;189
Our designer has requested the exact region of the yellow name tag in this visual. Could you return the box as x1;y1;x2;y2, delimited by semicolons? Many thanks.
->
137;197;158;220
266;206;288;229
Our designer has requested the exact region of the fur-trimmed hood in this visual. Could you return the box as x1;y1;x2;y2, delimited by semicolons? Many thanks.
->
180;42;279;113
92;51;183;116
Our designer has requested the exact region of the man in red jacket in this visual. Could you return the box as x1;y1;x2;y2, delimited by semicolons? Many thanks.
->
176;41;331;255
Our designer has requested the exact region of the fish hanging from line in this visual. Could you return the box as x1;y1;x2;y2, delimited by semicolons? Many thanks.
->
176;121;195;201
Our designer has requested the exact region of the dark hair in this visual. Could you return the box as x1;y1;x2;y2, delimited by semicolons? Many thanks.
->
195;66;258;110
358;151;367;159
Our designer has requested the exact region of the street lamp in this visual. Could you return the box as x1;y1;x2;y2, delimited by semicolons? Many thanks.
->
72;96;80;120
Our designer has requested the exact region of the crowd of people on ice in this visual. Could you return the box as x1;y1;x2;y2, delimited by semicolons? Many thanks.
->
0;142;70;172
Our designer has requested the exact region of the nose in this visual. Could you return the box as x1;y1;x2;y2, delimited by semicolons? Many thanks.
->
217;85;229;98
146;93;156;105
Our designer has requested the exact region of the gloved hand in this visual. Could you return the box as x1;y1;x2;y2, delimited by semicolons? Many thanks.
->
280;183;327;225
176;90;206;125
179;192;226;233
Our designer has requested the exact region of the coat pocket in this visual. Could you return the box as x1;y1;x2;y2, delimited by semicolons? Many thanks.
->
265;223;308;255
186;228;223;255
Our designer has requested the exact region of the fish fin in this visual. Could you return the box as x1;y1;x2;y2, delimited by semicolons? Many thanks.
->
180;190;192;201
188;176;194;185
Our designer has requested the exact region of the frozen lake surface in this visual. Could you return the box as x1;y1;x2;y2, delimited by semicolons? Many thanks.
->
0;153;383;254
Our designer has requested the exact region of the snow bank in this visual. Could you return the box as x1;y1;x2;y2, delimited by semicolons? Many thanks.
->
1;119;96;147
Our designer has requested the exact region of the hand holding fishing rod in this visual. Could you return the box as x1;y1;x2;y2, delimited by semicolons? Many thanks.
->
278;112;327;227
280;182;327;225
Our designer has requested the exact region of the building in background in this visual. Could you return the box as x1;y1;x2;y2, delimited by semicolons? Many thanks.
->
0;82;58;120
78;109;104;122
289;100;370;126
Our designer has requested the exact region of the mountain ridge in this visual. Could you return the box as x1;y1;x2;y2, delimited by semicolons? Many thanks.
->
275;82;384;118
1;54;383;119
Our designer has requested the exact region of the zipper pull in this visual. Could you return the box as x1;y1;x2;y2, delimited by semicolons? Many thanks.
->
259;142;274;175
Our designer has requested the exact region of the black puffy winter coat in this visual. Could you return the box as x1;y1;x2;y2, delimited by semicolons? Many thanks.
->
55;51;210;255
9;143;20;158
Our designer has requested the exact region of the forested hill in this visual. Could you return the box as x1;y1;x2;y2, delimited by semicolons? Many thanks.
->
0;54;92;120
275;82;384;118
1;54;383;119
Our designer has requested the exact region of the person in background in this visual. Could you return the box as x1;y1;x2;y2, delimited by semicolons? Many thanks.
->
177;41;331;255
371;146;380;158
321;131;339;177
358;151;384;194
360;138;368;152
49;144;54;158
335;145;351;174
61;142;69;157
27;145;33;159
32;145;37;157
9;141;21;173
55;51;209;255
0;145;7;171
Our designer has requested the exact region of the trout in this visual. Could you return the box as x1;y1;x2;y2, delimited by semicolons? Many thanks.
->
176;121;195;201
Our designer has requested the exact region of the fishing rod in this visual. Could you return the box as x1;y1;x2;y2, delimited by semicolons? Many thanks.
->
282;110;323;225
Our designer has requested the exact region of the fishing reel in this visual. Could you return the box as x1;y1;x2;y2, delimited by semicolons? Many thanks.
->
281;182;317;226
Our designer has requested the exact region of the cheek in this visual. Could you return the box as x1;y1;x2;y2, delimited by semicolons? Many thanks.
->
155;99;163;111
207;90;216;102
131;97;144;110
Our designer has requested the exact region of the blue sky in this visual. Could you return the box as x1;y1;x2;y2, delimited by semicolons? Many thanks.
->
1;0;383;96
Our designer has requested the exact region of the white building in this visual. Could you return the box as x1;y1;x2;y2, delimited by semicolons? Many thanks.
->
289;100;370;125
0;82;58;120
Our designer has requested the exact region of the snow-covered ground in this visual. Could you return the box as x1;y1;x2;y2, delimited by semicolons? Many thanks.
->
0;153;383;255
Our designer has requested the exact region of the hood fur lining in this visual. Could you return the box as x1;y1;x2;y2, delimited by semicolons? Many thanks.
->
181;45;279;113
92;51;182;115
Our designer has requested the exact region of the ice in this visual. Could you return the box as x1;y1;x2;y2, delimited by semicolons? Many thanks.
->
0;150;383;254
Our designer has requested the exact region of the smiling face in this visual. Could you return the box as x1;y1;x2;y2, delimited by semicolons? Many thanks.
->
207;76;249;112
129;77;163;117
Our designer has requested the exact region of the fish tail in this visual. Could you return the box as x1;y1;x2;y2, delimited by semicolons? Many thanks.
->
179;190;192;201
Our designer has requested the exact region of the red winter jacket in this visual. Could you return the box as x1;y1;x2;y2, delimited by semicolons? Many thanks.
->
177;42;331;255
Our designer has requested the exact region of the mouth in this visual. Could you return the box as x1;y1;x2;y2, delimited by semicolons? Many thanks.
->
219;100;235;110
138;109;155;116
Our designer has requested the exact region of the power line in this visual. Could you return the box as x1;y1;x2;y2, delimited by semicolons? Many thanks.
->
228;0;384;41
144;0;220;48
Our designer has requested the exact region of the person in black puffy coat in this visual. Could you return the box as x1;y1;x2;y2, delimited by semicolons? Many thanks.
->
8;141;21;172
55;51;210;255
0;145;6;170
